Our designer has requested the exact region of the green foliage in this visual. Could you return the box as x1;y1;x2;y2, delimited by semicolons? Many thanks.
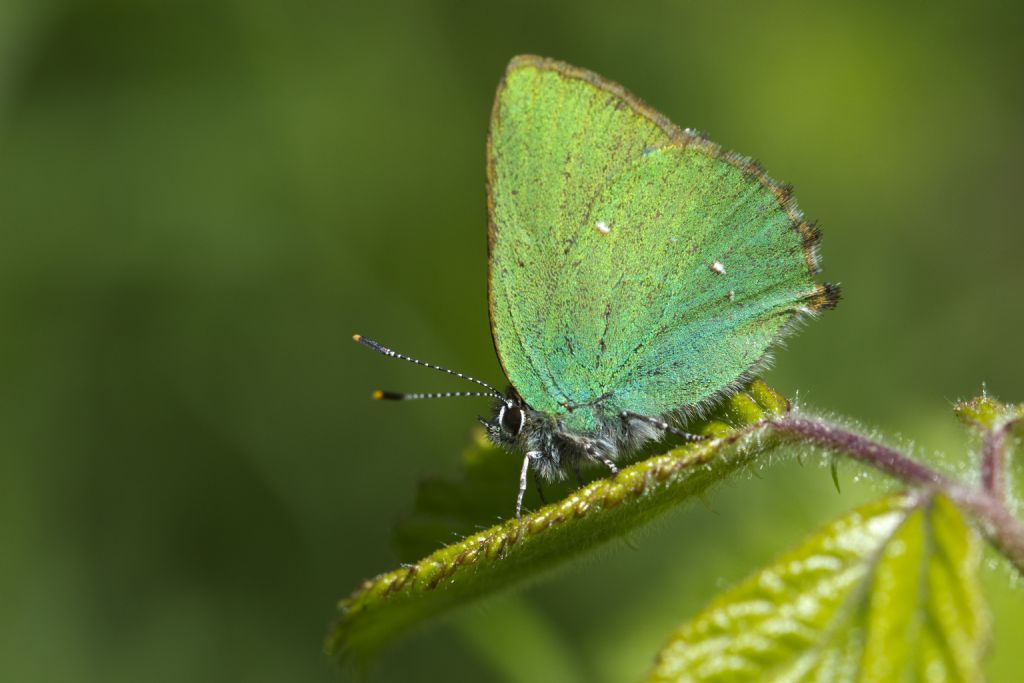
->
393;379;788;562
327;380;788;660
331;387;1024;680
5;3;1024;681
645;493;989;683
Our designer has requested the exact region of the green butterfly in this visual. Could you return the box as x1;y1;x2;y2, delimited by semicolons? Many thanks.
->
357;55;838;517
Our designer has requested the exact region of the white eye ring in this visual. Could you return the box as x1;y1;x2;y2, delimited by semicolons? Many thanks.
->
498;404;525;436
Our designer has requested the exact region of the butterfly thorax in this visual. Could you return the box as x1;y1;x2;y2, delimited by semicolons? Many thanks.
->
483;394;661;482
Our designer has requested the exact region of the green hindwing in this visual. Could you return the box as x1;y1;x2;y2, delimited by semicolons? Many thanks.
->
487;55;834;424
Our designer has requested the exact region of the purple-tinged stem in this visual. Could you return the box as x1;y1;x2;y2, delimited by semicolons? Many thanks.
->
769;416;1024;574
982;418;1019;497
770;417;948;488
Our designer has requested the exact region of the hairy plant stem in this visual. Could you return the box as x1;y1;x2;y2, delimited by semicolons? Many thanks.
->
770;416;1024;575
982;418;1019;498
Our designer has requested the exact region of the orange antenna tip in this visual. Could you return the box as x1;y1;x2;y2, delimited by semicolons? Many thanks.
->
352;334;362;342
371;390;384;400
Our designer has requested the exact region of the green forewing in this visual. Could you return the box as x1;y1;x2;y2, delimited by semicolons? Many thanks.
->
488;56;827;428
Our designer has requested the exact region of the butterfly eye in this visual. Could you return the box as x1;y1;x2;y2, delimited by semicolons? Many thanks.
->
499;404;525;436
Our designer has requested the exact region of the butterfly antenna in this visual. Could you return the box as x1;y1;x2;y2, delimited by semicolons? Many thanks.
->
353;334;505;401
373;390;499;401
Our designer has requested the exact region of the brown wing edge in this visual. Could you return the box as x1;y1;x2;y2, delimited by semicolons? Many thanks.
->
484;55;840;392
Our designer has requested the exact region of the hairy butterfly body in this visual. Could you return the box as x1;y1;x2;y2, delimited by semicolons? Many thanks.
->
357;55;838;517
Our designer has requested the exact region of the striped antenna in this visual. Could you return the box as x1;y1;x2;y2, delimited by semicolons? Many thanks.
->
373;390;498;401
354;335;505;401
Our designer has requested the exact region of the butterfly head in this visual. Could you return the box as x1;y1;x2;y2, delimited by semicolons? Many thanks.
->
479;395;531;447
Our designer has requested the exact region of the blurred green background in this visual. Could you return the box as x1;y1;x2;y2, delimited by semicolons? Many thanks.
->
2;1;1023;681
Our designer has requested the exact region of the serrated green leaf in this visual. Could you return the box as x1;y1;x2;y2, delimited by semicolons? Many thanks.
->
329;380;788;660
393;380;788;562
645;493;989;683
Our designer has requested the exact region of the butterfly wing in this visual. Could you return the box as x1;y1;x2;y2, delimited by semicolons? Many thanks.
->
487;56;836;428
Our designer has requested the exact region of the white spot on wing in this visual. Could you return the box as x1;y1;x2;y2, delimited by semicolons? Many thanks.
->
728;290;736;302
711;260;726;275
595;221;611;235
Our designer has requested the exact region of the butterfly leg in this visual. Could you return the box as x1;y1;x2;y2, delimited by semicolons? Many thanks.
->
620;411;706;442
532;469;547;505
516;451;543;518
583;443;618;476
572;460;585;488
